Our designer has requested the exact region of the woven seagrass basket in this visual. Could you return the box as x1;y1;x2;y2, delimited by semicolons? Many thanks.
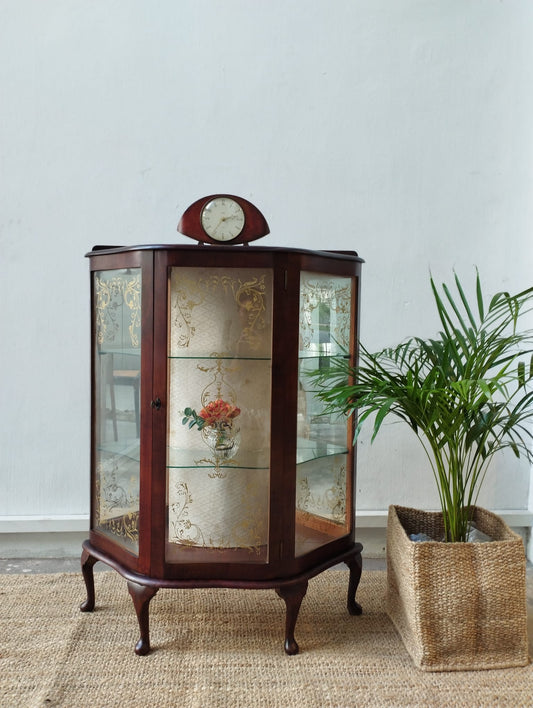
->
386;505;529;672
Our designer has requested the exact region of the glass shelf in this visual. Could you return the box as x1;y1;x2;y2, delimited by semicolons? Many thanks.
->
167;446;270;470
298;349;350;360
296;438;348;465
168;355;271;361
98;439;140;462
98;348;141;357
97;441;272;472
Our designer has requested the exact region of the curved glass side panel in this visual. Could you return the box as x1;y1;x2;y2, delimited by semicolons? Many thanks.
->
296;454;349;556
299;272;352;358
296;272;353;556
92;268;141;554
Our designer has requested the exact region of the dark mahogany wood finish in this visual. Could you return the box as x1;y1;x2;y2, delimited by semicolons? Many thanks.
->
82;243;364;656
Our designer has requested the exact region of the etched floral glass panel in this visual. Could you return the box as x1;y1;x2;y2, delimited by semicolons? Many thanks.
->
296;272;353;556
93;268;141;554
166;267;273;563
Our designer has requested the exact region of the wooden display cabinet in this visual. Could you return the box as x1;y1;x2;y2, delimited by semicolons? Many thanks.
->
81;239;364;655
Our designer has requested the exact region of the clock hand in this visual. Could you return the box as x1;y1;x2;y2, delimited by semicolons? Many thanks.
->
211;218;226;235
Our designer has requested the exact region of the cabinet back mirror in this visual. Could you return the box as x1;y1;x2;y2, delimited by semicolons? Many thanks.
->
166;267;273;563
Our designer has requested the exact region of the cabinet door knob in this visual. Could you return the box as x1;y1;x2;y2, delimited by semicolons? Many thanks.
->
150;397;162;410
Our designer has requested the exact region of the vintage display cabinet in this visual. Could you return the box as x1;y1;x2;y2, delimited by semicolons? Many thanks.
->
81;196;364;655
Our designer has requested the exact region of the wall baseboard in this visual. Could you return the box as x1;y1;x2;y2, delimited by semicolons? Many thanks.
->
0;511;530;560
0;515;89;534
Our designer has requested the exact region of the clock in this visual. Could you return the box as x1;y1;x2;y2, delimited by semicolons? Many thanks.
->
178;194;270;245
201;197;245;242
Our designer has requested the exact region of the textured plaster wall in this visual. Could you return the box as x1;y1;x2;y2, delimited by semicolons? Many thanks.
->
1;1;532;529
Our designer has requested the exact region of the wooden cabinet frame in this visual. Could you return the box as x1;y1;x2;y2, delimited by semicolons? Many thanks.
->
82;244;364;655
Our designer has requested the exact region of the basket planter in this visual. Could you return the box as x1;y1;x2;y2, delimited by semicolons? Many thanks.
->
386;504;529;672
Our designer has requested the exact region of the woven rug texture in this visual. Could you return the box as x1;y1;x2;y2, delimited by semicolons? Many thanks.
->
1;570;531;708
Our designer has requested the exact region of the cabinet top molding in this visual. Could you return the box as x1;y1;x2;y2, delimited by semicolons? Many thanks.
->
86;243;362;262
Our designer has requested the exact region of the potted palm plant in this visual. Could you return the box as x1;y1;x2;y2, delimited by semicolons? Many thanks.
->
310;271;533;671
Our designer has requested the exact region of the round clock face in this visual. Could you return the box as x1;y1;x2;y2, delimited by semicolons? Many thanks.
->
200;197;246;242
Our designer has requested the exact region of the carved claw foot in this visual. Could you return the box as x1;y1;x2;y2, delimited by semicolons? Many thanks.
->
134;637;151;657
276;580;308;655
127;580;159;656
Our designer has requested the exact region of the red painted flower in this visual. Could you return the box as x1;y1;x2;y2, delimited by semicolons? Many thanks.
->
198;399;241;426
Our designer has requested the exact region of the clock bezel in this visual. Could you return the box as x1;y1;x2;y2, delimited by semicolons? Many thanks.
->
178;194;270;245
200;197;246;242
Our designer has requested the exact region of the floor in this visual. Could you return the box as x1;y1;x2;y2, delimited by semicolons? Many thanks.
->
0;557;103;574
0;556;388;574
2;556;531;631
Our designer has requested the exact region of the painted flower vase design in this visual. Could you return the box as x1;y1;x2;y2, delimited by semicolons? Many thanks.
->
201;422;240;460
182;399;241;462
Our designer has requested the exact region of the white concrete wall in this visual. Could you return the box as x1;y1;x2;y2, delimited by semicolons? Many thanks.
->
1;1;532;555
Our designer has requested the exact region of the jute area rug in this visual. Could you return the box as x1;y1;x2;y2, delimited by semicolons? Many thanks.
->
1;570;531;708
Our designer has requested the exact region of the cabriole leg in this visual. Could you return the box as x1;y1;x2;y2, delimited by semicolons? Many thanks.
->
80;546;98;612
345;551;363;615
127;581;159;656
276;580;308;655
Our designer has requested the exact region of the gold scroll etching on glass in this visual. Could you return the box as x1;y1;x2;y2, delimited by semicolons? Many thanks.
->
167;268;273;553
93;269;142;551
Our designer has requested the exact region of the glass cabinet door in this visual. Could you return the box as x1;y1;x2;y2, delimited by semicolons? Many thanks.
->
166;267;273;563
295;272;353;556
92;268;142;554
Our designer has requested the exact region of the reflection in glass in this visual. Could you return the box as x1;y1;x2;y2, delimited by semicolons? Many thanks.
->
93;269;141;554
296;272;353;556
